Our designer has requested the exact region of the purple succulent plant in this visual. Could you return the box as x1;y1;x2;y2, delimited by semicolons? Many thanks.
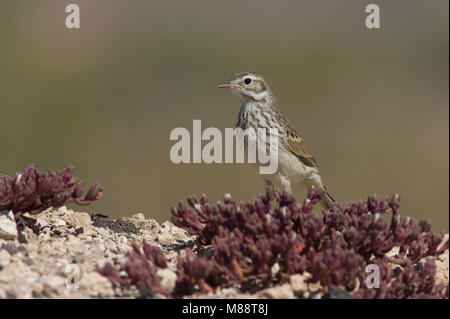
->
0;164;103;217
99;240;169;296
100;187;448;299
171;187;448;298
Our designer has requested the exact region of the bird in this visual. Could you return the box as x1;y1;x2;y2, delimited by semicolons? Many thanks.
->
217;72;336;209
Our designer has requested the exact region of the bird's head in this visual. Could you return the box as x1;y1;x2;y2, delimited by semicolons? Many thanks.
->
217;72;272;102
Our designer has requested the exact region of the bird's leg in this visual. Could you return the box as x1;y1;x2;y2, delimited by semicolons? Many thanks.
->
303;173;337;209
303;173;325;192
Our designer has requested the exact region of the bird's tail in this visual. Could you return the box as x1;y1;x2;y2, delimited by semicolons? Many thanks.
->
319;187;337;210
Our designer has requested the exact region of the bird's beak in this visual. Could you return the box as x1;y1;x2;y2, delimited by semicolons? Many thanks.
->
217;83;243;89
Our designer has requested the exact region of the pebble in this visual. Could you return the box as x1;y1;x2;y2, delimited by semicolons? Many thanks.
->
0;210;18;240
72;255;85;264
0;250;11;268
104;240;119;254
74;227;84;235
64;212;92;229
156;268;177;291
290;273;308;295
131;213;146;221
42;275;66;289
18;232;28;244
22;257;34;266
0;288;7;299
54;220;67;227
80;272;113;297
2;244;19;255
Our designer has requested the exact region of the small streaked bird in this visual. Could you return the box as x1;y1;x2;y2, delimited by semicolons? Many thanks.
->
217;72;336;209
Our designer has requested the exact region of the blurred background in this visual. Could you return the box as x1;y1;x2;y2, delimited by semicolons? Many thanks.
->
0;1;448;231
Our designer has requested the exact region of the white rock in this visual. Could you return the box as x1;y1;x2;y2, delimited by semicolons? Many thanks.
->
156;268;177;292
0;250;11;268
271;263;280;276
54;219;67;227
65;236;86;254
80;272;113;297
0;210;17;240
64;212;92;228
95;226;110;238
95;258;110;270
104;240;119;254
7;278;35;299
42;275;66;289
131;213;146;221
289;274;308;295
96;243;106;252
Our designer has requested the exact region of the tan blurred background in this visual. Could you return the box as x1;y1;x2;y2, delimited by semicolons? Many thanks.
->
0;1;448;231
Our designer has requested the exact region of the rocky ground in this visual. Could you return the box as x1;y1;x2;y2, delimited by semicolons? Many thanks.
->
0;207;448;299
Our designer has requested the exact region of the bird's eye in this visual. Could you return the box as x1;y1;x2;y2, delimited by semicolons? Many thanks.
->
244;78;252;85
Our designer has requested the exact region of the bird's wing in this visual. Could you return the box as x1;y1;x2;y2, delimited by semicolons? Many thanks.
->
283;118;318;169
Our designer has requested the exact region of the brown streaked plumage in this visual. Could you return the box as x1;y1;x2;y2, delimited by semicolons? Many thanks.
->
218;72;336;209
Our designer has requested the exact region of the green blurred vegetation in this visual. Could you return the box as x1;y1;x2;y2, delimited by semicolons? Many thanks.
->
0;1;448;231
